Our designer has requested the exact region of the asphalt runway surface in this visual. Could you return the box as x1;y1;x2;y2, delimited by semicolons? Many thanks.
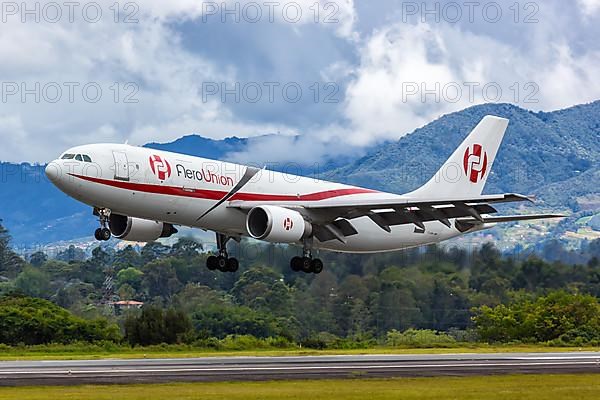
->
0;352;599;386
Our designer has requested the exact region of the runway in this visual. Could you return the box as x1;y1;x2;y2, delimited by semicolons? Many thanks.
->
0;352;599;386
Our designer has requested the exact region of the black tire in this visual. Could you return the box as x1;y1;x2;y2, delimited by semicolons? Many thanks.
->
301;257;313;273
94;228;102;241
206;255;218;270
311;258;324;274
217;256;228;272
227;258;239;272
100;228;111;241
290;256;303;272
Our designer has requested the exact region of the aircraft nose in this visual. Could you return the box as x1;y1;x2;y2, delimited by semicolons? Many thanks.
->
45;162;60;183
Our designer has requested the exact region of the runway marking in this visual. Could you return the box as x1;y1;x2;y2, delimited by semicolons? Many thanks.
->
0;361;598;376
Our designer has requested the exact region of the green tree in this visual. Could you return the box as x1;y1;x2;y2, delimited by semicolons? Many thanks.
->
54;281;95;309
513;257;562;291
114;245;142;270
14;266;51;299
124;306;192;345
169;238;203;259
164;308;193;343
141;242;170;264
0;222;24;278
0;295;120;345
56;245;86;263
78;247;112;286
141;259;181;301
473;291;600;344
117;267;143;289
117;283;137;301
124;305;166;346
29;251;48;267
231;267;292;316
192;303;283;339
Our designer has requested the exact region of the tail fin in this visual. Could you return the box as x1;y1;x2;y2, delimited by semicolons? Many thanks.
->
408;115;509;199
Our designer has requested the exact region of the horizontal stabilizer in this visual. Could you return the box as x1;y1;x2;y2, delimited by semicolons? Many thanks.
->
459;214;567;224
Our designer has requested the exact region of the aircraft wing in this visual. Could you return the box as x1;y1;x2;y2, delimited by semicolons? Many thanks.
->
228;193;564;243
229;193;531;212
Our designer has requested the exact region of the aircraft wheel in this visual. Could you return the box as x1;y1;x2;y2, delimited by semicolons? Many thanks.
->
217;255;228;272
290;256;303;272
311;258;324;274
206;255;219;270
94;228;102;241
100;228;111;241
301;257;313;273
227;257;239;272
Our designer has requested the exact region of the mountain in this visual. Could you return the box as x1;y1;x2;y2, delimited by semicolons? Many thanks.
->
144;135;249;160
1;102;598;247
331;102;600;210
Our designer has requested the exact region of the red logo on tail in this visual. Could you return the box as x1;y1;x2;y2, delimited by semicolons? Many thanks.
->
463;144;488;184
149;155;171;181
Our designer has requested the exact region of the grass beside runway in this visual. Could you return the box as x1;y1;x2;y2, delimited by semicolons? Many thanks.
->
0;374;599;400
0;344;598;361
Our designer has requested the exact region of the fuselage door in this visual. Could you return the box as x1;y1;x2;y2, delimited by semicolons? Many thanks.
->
113;151;130;181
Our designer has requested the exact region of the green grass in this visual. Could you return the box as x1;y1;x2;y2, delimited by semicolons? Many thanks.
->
0;344;598;361
1;375;599;400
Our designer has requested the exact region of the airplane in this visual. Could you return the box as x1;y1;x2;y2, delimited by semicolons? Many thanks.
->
45;115;564;274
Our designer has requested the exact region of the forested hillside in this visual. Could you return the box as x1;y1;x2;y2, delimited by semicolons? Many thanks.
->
331;102;600;209
1;221;600;347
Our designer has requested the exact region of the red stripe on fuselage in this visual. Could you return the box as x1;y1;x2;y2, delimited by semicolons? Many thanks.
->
68;174;377;202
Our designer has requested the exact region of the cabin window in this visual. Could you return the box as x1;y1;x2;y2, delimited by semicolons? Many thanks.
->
75;154;83;161
82;155;92;162
61;154;75;159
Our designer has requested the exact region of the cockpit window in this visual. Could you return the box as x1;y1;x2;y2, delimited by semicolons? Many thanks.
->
61;153;92;162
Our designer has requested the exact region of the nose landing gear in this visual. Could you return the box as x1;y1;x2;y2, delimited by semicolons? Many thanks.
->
206;232;239;273
93;208;111;241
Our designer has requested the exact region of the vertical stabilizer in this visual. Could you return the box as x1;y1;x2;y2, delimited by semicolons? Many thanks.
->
408;115;509;199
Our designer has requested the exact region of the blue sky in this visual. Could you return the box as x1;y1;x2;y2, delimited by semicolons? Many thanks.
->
1;0;599;163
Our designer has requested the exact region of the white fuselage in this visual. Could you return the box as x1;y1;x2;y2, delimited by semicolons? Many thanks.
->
46;143;469;253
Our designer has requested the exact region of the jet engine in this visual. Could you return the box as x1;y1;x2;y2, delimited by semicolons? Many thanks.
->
246;205;311;243
108;214;178;242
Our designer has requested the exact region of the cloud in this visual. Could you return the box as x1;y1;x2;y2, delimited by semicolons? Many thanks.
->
0;0;599;165
337;18;600;144
579;0;600;15
0;0;359;163
225;129;365;168
0;3;299;162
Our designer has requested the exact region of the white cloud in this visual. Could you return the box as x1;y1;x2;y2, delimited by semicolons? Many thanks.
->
0;114;28;159
579;0;600;15
0;0;599;164
337;20;600;145
0;0;359;163
0;3;300;162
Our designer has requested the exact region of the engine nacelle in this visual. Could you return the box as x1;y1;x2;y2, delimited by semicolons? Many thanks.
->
109;214;178;242
246;205;311;243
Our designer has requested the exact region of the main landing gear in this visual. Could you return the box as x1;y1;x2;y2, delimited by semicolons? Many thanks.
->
93;208;111;241
290;238;323;274
206;233;239;273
